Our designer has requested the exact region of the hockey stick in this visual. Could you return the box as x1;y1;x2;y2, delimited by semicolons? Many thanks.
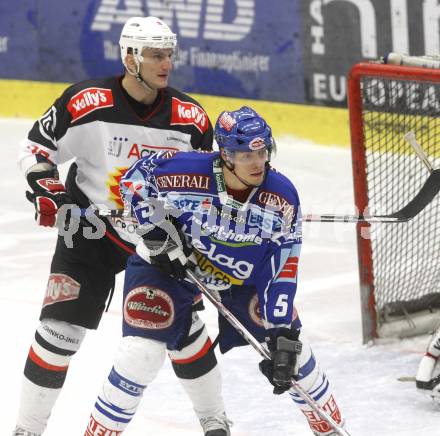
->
404;131;434;173
73;167;440;226
303;168;440;223
397;376;416;382
71;207;130;219
185;269;351;436
75;132;440;225
304;132;440;223
397;374;440;389
303;169;440;223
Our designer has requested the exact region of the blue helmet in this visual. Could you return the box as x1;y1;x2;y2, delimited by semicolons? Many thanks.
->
214;106;275;153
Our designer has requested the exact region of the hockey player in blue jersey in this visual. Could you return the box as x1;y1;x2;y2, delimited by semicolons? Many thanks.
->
85;107;347;435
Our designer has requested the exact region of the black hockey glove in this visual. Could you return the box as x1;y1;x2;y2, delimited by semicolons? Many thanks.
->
26;168;72;227
259;328;302;395
137;219;194;281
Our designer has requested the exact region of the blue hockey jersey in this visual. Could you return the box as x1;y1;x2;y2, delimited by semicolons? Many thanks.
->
120;151;302;330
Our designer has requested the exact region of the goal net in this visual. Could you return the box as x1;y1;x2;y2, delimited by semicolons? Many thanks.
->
348;58;440;343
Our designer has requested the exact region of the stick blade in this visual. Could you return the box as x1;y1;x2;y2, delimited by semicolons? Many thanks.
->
386;168;440;220
397;376;416;382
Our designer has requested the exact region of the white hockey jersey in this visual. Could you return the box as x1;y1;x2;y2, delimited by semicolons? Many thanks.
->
18;76;213;245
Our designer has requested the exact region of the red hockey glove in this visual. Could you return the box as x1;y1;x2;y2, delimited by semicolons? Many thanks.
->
26;169;71;227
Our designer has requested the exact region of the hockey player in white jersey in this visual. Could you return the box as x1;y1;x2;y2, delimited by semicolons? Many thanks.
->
83;107;347;435
416;326;440;402
12;16;227;436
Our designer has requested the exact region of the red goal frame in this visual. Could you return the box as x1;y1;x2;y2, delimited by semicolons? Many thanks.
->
347;62;440;343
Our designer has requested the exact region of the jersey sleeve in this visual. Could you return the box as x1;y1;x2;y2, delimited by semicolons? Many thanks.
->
197;118;214;151
17;89;75;174
256;195;303;330
185;95;213;151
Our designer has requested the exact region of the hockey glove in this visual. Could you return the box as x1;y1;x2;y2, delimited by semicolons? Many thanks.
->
259;328;302;395
26;168;72;227
136;220;194;281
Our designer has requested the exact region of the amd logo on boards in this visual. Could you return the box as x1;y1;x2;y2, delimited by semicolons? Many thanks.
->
91;0;255;42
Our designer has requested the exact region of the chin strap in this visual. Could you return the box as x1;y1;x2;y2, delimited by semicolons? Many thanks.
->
134;72;156;92
126;62;156;92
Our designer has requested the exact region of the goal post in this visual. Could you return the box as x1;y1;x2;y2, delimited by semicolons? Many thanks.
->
348;59;440;343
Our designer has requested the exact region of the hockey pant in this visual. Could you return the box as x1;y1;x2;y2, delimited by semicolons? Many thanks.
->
290;334;345;436
86;312;224;435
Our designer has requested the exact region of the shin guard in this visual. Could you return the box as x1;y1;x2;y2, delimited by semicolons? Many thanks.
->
86;336;166;435
289;341;344;435
16;319;86;434
169;313;226;421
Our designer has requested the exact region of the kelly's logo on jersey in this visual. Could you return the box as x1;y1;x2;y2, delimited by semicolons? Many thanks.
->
170;97;209;134
67;87;114;122
156;174;211;191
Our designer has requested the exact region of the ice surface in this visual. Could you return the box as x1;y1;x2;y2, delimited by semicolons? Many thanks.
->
0;119;437;435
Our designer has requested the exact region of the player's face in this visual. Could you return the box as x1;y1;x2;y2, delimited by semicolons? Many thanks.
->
139;48;174;89
231;149;269;185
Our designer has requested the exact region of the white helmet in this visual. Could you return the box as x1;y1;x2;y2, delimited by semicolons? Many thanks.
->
119;16;177;65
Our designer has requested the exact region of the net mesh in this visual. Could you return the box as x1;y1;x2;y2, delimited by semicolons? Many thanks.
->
360;75;440;325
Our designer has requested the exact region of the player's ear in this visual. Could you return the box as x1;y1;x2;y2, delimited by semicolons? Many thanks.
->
124;54;136;73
